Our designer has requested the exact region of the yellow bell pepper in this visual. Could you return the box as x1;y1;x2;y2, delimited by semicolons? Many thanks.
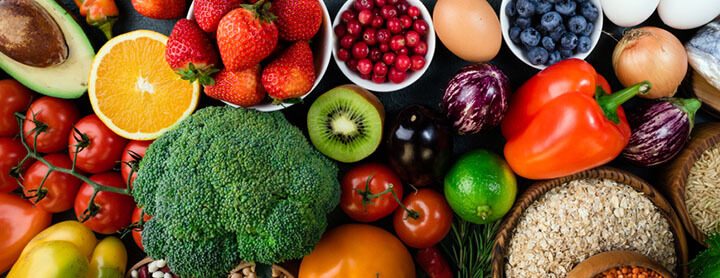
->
7;241;90;278
21;221;97;258
89;237;127;278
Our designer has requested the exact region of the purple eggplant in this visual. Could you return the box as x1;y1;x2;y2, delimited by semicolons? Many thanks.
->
441;63;510;134
387;105;453;187
622;98;702;166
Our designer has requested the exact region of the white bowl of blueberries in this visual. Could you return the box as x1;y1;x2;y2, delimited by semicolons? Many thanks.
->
500;0;603;69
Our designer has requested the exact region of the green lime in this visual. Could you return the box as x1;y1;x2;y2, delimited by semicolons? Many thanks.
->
444;149;517;224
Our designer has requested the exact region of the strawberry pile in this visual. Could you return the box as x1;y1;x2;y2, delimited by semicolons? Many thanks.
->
164;0;323;107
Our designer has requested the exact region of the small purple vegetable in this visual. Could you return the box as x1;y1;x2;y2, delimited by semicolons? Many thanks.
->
441;64;510;134
622;98;702;166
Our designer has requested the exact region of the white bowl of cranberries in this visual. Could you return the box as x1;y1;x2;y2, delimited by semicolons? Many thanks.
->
332;0;436;92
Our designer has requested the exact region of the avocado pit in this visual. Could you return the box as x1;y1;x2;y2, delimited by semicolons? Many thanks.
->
0;0;68;67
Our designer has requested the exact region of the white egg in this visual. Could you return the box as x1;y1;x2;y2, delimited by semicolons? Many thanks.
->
601;0;659;27
658;0;720;30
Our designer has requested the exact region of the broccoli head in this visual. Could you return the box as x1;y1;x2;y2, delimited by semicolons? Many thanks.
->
133;107;340;278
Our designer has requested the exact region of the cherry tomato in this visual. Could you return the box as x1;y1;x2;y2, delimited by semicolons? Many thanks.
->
23;96;79;153
0;138;28;193
23;154;83;213
299;224;415;278
416;247;453;278
131;206;152;251
0;80;33;137
393;189;453;249
68;115;128;174
340;163;404;222
74;172;135;234
0;193;51;273
121;140;152;187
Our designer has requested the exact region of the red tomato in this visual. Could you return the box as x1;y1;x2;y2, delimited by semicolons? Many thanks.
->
0;193;51;273
74;172;135;234
340;163;404;223
68;115;128;174
393;189;453;248
23;154;83;213
0;138;28;193
131;206;152;251
121;140;152;187
23;96;79;153
416;247;454;278
0;80;34;137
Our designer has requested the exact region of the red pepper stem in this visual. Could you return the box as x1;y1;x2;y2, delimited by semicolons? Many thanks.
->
596;81;651;124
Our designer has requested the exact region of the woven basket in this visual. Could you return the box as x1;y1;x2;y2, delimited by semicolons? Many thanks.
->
663;122;720;246
126;258;294;278
491;167;689;278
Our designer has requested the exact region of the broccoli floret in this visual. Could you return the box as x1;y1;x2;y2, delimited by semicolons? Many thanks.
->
133;107;340;278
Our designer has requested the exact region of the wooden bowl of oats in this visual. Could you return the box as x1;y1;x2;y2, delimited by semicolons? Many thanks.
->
567;251;673;278
491;167;689;278
663;123;720;246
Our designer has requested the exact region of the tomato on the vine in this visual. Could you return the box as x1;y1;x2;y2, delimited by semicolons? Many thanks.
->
23;154;83;213
131;206;152;251
393;189;453;249
0;193;51;273
68;115;127;174
340;163;404;223
0;80;33;137
0;138;28;193
74;172;134;234
121;140;152;187
23;96;79;153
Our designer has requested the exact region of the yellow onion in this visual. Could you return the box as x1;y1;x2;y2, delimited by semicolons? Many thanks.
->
612;26;688;99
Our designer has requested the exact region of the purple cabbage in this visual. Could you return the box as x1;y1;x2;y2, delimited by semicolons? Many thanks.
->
441;64;510;134
622;98;702;167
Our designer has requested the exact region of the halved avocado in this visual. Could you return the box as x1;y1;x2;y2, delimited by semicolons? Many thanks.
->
0;0;94;99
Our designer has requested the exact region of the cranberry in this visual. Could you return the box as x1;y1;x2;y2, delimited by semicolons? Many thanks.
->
347;59;359;72
405;30;420;47
410;55;425;71
373;62;388;76
397;47;409;56
407;6;420;18
371;16;384;28
382;52;396;65
338;48;350;61
387;18;403;34
360;73;371;80
358;9;374;25
347;20;362;37
376;29;391;43
396;1;409;14
362;28;377;45
395;54;411;72
374;0;386;6
334;24;347;37
357;58;373;75
369;48;382;61
413;41;427;55
390;35;405;51
372;74;386;83
352;42;369;59
399;15;413;29
341;10;356;23
387;0;399;5
388;68;407;83
353;0;374;11
413;19;429;36
379;43;390;52
380;5;397;19
340;35;355;49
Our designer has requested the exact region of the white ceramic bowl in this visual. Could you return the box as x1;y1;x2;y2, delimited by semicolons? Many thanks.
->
187;0;333;112
332;0;436;92
500;0;603;70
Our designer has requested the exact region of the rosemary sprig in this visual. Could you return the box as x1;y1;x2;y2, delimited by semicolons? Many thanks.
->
441;219;500;278
690;233;720;278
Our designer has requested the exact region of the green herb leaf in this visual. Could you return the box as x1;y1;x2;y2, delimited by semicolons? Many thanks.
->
440;219;500;278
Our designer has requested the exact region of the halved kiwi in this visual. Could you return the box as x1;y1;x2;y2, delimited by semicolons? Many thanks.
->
307;85;385;163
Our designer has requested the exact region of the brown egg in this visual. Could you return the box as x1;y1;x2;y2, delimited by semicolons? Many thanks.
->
433;0;502;63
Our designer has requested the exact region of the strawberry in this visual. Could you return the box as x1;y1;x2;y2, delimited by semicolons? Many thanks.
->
262;41;316;102
131;0;186;19
271;0;323;41
204;65;266;107
216;0;278;71
165;19;220;86
193;0;243;33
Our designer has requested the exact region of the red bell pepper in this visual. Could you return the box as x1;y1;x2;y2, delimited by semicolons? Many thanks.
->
501;59;650;179
73;0;118;40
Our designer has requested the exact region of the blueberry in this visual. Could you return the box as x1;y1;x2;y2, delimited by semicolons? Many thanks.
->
560;32;578;50
580;1;598;21
541;36;555;51
568;15;587;34
577;35;592;52
515;17;532;29
527;47;549;65
549;24;565;41
548;50;562;65
540;11;562;31
536;1;553;14
506;1;516;17
581;22;593;36
520;27;541;48
510;26;522;43
560;49;574;58
554;0;576;16
516;0;536;17
546;0;560;3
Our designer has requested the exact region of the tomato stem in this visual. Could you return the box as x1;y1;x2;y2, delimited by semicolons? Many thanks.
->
356;176;419;219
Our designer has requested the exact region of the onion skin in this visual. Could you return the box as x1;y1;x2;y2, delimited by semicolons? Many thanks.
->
622;98;701;166
612;27;688;99
441;64;510;134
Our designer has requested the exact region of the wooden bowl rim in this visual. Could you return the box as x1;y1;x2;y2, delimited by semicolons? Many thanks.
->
566;250;673;278
491;167;689;278
663;122;720;246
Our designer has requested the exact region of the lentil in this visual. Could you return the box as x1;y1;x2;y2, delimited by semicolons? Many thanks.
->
596;266;666;278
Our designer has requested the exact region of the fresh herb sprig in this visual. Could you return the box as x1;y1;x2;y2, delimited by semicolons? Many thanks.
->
690;233;720;278
441;219;500;278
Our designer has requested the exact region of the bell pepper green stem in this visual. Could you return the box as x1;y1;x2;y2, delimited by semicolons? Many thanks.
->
596;81;651;124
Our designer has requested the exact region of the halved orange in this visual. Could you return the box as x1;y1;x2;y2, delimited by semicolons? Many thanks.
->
89;30;199;140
